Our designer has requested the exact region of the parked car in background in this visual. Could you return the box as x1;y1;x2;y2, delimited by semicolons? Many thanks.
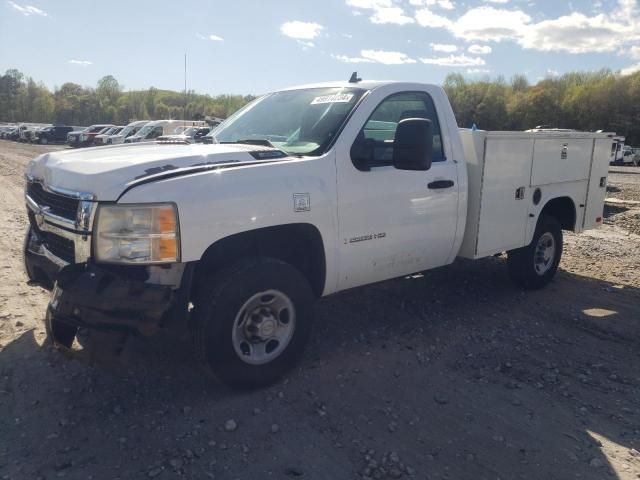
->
125;120;206;143
157;126;211;144
108;120;149;145
67;124;114;148
620;146;636;166
18;124;47;142
93;126;124;146
6;127;20;141
36;125;75;144
632;148;640;166
609;136;625;164
0;126;17;139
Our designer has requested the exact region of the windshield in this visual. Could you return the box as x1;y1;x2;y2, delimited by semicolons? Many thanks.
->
179;127;197;136
213;87;366;156
136;124;157;137
116;125;133;136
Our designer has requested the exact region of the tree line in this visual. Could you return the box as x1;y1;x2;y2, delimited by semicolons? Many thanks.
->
0;69;254;127
1;68;639;144
444;69;640;145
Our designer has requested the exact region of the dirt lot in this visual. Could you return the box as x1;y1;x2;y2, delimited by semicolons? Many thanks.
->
0;140;639;480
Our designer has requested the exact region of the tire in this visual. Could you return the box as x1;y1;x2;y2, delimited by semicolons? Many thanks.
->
45;310;77;349
192;257;314;389
40;137;48;144
507;215;563;290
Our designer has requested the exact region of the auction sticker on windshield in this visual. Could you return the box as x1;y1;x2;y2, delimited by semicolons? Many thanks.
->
311;93;354;105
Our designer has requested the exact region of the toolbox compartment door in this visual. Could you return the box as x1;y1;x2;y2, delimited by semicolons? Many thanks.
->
475;137;534;257
531;138;593;186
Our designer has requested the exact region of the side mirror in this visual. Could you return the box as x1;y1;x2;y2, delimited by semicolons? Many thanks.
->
392;118;433;171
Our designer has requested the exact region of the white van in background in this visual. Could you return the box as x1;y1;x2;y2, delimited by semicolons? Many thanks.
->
109;120;149;145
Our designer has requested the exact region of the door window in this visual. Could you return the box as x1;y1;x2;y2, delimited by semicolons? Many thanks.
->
351;92;445;170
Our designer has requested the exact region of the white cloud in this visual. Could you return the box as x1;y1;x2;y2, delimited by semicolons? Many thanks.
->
362;49;416;64
371;6;414;24
7;1;46;16
414;1;640;56
483;0;509;3
280;21;324;40
431;43;458;53
347;0;414;25
518;12;639;54
415;7;453;28
346;0;391;8
630;46;640;59
426;0;455;9
466;68;491;74
468;44;492;54
333;49;416;64
621;63;640;75
420;54;486;67
546;69;560;77
449;7;531;42
332;54;374;63
196;33;224;41
68;60;92;66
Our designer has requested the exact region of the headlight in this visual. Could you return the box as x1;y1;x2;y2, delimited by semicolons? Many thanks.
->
94;203;180;264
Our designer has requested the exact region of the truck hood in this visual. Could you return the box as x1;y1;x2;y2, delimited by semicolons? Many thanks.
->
27;143;291;201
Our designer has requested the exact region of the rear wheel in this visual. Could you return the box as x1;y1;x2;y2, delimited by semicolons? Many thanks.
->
507;215;563;290
192;257;314;389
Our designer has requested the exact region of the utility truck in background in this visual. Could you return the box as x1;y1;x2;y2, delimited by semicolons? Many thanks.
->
23;78;612;388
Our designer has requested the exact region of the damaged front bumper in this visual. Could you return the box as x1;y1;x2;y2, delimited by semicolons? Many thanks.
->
25;227;193;335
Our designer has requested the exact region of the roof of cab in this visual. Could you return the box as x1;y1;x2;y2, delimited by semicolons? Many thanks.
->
277;80;399;92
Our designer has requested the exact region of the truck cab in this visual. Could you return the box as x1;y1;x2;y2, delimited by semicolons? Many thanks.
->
23;79;612;389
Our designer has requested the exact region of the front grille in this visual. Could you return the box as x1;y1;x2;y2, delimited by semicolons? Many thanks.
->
28;211;75;264
27;182;79;221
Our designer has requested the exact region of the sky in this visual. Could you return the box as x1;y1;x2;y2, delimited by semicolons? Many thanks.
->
0;0;639;96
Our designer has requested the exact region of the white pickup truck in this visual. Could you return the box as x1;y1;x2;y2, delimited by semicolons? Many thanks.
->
23;79;612;388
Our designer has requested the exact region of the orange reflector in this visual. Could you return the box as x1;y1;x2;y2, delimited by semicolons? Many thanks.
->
156;207;176;234
158;238;177;261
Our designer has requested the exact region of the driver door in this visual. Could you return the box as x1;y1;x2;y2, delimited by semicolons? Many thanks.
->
335;90;459;291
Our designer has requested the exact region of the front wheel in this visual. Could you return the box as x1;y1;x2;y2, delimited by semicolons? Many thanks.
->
192;257;314;389
507;215;563;290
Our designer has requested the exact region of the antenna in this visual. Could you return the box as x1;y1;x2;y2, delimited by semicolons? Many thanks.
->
183;53;187;124
349;71;361;83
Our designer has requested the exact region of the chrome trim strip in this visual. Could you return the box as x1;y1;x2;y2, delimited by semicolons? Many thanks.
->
25;174;96;201
42;245;69;268
26;194;79;230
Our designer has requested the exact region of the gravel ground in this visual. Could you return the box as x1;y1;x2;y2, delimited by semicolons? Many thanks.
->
0;140;639;480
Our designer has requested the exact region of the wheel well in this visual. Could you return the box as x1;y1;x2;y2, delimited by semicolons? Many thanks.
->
194;224;326;298
540;197;576;230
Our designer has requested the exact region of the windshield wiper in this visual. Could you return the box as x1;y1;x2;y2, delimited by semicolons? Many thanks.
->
222;139;276;148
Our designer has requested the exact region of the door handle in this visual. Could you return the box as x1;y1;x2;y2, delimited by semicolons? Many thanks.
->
428;180;454;189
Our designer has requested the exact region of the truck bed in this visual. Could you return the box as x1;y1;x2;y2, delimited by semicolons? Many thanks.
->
458;130;612;260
